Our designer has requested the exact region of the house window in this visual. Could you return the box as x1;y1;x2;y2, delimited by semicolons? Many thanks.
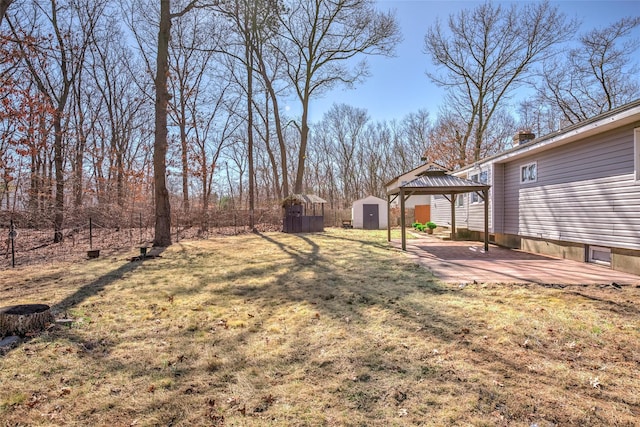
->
520;162;537;184
589;246;611;266
469;170;488;203
635;128;640;181
455;194;464;207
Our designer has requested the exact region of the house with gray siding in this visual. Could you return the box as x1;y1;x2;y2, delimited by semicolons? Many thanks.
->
429;99;640;275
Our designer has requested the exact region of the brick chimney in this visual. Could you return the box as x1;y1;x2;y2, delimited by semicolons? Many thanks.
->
513;130;535;145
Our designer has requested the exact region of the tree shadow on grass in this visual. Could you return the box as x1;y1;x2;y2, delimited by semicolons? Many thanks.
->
1;249;165;356
3;234;637;425
255;232;320;264
52;248;166;312
244;232;640;424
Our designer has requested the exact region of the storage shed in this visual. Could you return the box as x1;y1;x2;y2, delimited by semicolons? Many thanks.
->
282;194;327;233
352;195;388;229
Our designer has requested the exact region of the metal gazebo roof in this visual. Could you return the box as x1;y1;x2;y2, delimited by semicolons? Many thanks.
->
388;169;491;195
386;168;491;252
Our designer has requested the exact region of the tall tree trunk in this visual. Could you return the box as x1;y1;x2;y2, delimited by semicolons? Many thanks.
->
179;108;189;213
116;148;124;206
29;153;38;214
245;34;255;230
153;0;172;247
72;78;87;209
294;91;310;194
73;115;86;209
262;98;282;201
201;167;208;231
255;54;287;198
53;109;65;243
73;136;86;208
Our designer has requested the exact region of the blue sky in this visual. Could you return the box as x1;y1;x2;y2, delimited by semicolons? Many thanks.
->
304;0;640;123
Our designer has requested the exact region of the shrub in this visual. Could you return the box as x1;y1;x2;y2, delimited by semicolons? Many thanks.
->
426;221;437;230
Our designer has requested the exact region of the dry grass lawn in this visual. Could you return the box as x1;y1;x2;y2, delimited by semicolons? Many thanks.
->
1;228;639;426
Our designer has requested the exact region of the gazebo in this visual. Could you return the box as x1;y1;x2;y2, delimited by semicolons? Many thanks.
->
386;168;491;251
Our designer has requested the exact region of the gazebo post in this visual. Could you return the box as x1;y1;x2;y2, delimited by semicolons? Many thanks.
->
483;189;489;252
450;193;456;241
400;188;406;251
387;195;391;242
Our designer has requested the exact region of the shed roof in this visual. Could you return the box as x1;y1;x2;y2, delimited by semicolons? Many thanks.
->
353;195;386;204
290;194;327;204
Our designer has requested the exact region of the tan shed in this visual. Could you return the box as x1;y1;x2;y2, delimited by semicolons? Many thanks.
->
352;195;388;230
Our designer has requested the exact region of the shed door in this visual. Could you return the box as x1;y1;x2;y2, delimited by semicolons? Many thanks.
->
363;204;379;230
415;204;431;224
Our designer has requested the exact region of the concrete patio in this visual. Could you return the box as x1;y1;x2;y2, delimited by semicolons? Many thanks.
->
393;235;640;285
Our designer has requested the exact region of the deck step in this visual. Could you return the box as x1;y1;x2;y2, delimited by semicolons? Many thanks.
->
433;231;451;241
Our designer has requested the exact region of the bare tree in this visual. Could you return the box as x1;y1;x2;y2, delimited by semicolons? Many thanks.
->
516;98;557;137
536;17;640;124
386;118;416;177
401;109;431;159
279;0;400;194
249;3;290;199
214;0;279;229
189;76;241;230
7;0;104;241
424;1;576;163
152;0;206;246
426;110;469;170
168;8;218;214
88;15;147;208
321;103;369;206
69;53;98;210
252;89;283;201
152;0;173;245
358;122;388;199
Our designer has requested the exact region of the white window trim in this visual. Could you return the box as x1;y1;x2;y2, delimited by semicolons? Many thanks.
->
520;162;538;184
634;127;640;182
469;171;488;204
588;245;611;267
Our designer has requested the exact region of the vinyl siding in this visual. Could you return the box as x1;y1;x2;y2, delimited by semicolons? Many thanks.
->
452;168;493;231
503;125;640;250
431;195;453;227
429;179;492;232
404;195;431;209
492;163;505;233
467;195;490;231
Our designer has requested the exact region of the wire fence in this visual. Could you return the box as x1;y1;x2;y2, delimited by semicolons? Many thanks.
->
0;207;353;268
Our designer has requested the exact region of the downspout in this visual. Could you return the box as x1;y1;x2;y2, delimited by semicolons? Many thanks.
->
400;188;406;251
450;193;456;241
